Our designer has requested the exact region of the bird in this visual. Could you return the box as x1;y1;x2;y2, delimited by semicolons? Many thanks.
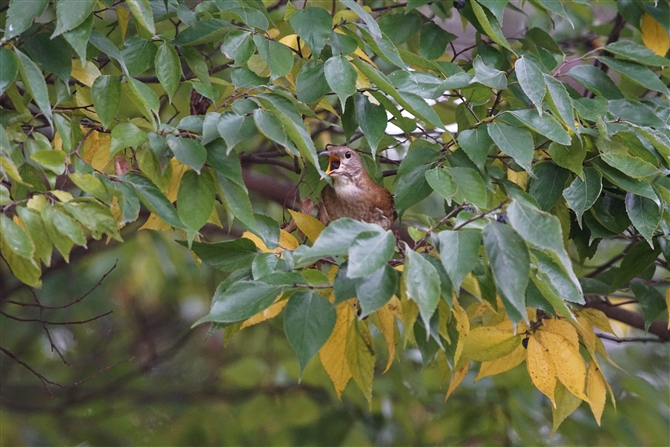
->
319;146;396;230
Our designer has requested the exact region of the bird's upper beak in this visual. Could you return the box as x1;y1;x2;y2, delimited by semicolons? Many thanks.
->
319;150;341;175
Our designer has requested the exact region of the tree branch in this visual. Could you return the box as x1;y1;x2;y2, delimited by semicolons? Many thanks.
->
583;295;670;341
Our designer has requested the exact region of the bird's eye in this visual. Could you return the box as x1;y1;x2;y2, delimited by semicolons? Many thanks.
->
345;151;352;159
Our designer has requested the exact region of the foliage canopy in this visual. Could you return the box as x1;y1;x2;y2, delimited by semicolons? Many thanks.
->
1;0;669;440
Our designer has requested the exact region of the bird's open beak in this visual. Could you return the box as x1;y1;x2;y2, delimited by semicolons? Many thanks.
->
318;150;341;175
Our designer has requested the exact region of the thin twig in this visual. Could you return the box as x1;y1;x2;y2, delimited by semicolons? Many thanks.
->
453;197;510;231
0;310;113;325
597;334;665;343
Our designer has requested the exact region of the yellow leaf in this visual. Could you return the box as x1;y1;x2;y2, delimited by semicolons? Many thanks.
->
401;289;418;347
571;316;597;355
241;298;287;329
71;60;101;87
83;131;112;172
462;325;522;362
207;206;223;228
641;13;670;56
542;318;579;348
346;319;375;406
139;213;171;231
320;302;354;397
579;308;615;335
387;295;402;320
377;303;396;373
167;159;188;202
279;229;299;250
550;382;583;437
75;85;100;122
116;7;129;42
507;169;528;190
242;231;271;253
438;300;451;343
51;190;73;202
445;362;470;402
27;194;47;211
317;97;340;117
475;343;527;382
452;300;470;366
1;155;27;185
460;273;482;299
586;360;607;426
287;209;325;243
537;329;589;402
279;33;311;59
527;335;557;407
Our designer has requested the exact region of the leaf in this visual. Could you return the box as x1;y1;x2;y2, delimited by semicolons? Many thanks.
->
488;122;534;174
341;0;381;40
528;163;570;211
295;218;381;266
221;31;255;67
586;360;607;426
598;56;670;96
52;0;96;37
252;35;293;81
121;173;185;229
155;43;181;102
16;207;52;267
596;137;659;179
563;167;602;226
346;319;376;406
483;222;530;318
470;0;514;53
296;60;330;104
0;214;41;287
527;335;557;407
62;200;119;241
289;7;331;57
551;382;583;436
515;57;546;114
14;48;52;126
325;55;358;111
419;23;455;60
216;113;257;152
195;281;287;325
448;167;488;209
175;19;233;46
610;241;661;291
532;249;584;304
126;0;155;35
548;140;584;179
471;55;507;90
185;239;258;271
568;65;623;100
319;302;354;398
543;75;575;130
395;165;433;216
425;167;457;203
127;77;160;115
91;75;121;130
478;0;508;25
110;122;147;157
166;135;207;174
508;109;571;145
177;170;215;231
23;33;72;86
436;230;482;295
604;40;670;66
287;209;325;243
462;325;521;362
49;204;87;247
0;48;19;97
356;265;398;317
631;282;667;331
457;126;493;170
63;14;93;63
537;329;588;401
5;0;49;39
285;291;337;377
377;302;397;373
354;93;386;154
641;12;670;56
475;344;526;382
347;230;395;278
404;245;441;331
625;193;662;247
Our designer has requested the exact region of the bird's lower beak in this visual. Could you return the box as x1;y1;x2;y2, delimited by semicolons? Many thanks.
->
319;151;341;175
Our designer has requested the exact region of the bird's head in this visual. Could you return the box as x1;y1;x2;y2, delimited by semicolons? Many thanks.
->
319;146;364;183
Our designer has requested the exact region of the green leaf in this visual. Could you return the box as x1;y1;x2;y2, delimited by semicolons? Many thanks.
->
196;281;287;325
470;0;515;54
289;7;331;57
89;30;128;74
122;38;158;77
478;0;508;24
285;291;336;377
253;109;297;155
395;165;433;216
296;60;329;104
221;31;255;67
91;75;121;130
166;135;207;174
30;150;66;175
62;200;120;241
449;167;488;209
180;46;210;85
483;222;530;318
508;109;571;145
488;122;534;174
41;205;74;261
295;218;381;266
347;230;395;278
69;173;110;203
216;113;257;153
568;65;623;100
515;57;546;114
604;40;670;66
457;126;493;170
0;213;41;287
379;11;422;45
252;35;293;81
5;0;49;39
404;245;441;331
51;204;87;247
425;167;457;203
543;75;575;130
356;265;398;317
548;140;584;179
155;43;181;102
436;229;482;295
531;249;583;304
419;23;455;60
630;282;667;331
111;122;147;157
127;77;160;116
175;19;233;46
16;206;52;267
611;241;662;291
471;55;507;89
528;163;570;211
177;170;216;231
354;93;386;154
324;55;358;111
536;0;573;26
0;48;19;97
224;6;269;32
63;14;93;63
598;57;670;96
596;137;659;179
330;30;358;56
121;173;185;229
184;239;258;271
625;193;662;247
594;160;658;203
563;167;602;226
14;48;52;126
23;33;72;86
52;0;96;37
341;0;382;40
126;0;156;35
